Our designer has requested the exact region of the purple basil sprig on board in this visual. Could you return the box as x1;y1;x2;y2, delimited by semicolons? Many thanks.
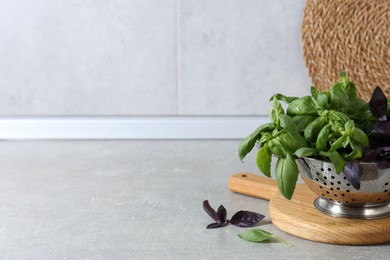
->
203;200;264;229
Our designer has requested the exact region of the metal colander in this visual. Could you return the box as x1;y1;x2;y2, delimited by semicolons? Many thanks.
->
297;157;390;219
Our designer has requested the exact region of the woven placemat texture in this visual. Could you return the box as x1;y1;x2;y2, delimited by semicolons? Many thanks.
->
302;0;390;100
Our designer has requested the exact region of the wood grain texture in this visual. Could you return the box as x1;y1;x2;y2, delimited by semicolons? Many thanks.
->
228;173;278;201
229;173;390;245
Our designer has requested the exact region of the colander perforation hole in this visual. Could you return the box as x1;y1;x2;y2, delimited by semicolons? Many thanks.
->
319;185;323;189
326;191;330;194
336;187;340;190
315;178;319;181
378;198;382;201
352;199;356;202
337;181;341;184
341;194;345;196
330;182;334;185
334;194;338;197
386;183;389;186
321;168;324;172
346;183;351;186
346;190;350;193
324;176;328;180
323;182;327;185
330;188;334;191
328;168;331;172
385;190;388;192
316;172;320;176
331;176;335;179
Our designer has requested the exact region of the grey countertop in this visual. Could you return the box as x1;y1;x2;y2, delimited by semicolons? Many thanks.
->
0;140;388;259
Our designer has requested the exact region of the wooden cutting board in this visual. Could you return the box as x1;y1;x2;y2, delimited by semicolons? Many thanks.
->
228;173;390;245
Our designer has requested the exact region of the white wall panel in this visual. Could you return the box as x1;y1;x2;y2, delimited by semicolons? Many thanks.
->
179;0;311;115
0;0;312;117
0;0;177;115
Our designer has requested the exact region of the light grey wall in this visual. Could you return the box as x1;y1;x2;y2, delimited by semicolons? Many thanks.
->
0;0;311;116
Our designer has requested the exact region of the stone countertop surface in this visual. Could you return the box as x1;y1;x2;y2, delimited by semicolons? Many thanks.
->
0;140;388;259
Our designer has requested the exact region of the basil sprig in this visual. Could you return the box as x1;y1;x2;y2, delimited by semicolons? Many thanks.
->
239;72;374;198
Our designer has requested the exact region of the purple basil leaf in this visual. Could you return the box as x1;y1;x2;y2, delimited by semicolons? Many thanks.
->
368;122;390;147
229;211;265;227
217;205;227;223
369;87;388;118
379;146;390;153
362;147;379;161
203;200;219;222
206;222;227;229
344;160;363;190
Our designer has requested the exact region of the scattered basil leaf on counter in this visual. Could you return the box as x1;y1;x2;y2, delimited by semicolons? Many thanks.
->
238;229;292;247
203;200;228;228
229;211;265;227
203;200;264;229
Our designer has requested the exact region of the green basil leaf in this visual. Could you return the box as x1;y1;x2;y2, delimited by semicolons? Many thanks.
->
270;93;298;104
347;98;371;123
238;123;275;161
270;98;285;127
329;136;345;152
279;114;296;132
287;96;319;116
275;154;299;200
328;110;350;124
330;76;358;112
344;80;357;99
294;147;318;158
292;115;316;133
328;151;346;173
279;131;307;154
343;141;363;161
339;71;347;80
330;82;349;110
256;143;272;177
345;120;355;132
259;132;272;144
238;229;292;247
317;92;330;110
351;127;369;147
316;124;331;151
304;117;327;144
268;138;286;158
311;86;320;98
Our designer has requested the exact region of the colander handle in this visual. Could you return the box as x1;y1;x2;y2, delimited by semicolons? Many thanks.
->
228;173;278;201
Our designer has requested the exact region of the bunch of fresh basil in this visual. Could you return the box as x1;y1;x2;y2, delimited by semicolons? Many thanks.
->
239;72;381;199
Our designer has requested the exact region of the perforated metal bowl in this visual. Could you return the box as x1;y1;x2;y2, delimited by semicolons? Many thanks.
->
296;157;390;219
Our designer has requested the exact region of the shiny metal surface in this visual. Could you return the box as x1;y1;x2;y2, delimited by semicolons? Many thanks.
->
297;157;390;218
314;197;390;219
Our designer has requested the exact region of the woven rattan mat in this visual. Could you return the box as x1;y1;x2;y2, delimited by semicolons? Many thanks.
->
301;0;390;100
